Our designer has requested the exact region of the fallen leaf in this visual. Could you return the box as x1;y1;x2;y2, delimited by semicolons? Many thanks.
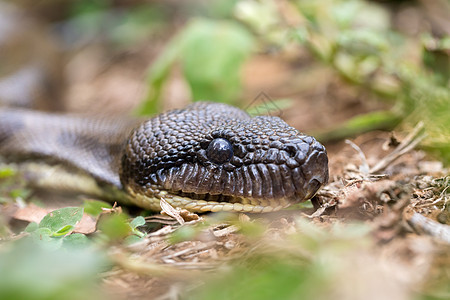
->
12;203;97;234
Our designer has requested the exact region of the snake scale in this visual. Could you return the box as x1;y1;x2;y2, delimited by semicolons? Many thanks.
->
0;102;329;213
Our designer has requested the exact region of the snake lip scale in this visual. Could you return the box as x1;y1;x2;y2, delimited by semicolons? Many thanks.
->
0;102;329;213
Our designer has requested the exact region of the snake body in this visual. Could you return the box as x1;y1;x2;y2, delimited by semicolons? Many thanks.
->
0;102;328;213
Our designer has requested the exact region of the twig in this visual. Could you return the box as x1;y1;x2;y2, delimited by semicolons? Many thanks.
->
414;196;445;209
109;251;202;277
370;122;427;174
345;140;370;174
212;225;240;237
162;242;216;260
406;212;450;244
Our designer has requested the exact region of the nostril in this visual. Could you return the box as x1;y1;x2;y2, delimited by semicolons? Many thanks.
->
284;143;298;156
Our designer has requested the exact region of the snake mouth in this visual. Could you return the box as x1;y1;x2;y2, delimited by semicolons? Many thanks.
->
161;191;296;213
125;171;326;213
127;187;300;213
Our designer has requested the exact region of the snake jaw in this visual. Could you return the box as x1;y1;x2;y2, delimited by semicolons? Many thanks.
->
125;170;325;213
124;150;328;213
126;186;294;213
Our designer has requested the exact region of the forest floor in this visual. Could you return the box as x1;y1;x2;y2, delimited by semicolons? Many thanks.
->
1;2;449;299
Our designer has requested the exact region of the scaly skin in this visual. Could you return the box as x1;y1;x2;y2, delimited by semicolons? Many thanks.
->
0;102;328;213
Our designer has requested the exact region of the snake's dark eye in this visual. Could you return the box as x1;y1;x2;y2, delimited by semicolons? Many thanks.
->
206;138;233;164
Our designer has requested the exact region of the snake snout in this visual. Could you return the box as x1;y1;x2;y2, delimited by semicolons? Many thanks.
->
297;140;329;200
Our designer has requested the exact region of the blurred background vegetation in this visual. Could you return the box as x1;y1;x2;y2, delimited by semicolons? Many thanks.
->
0;0;449;299
2;0;449;164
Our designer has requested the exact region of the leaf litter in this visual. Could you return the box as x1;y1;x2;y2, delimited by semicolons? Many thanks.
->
1;127;449;300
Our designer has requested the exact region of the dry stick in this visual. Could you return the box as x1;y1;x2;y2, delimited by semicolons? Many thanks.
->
345;139;370;174
346;122;449;243
407;212;450;244
370;122;427;174
109;251;204;277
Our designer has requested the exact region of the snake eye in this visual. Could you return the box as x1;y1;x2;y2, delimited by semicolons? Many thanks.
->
206;138;233;164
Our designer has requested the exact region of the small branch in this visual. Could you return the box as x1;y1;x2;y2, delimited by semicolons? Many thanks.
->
370;122;427;174
109;251;204;278
406;212;450;244
345;139;370;174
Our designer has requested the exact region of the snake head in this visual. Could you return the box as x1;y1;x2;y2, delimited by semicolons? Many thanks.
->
121;102;328;213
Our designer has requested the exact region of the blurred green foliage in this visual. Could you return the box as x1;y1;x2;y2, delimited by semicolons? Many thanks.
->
237;0;450;164
83;199;113;217
139;18;255;114
38;207;83;236
62;0;169;48
294;0;450;164
0;166;31;204
0;203;146;299
0;240;109;300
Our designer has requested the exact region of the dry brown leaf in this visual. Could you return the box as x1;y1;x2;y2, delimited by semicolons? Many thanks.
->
160;198;185;225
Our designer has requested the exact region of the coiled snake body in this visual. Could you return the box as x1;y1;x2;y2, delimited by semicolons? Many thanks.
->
0;102;328;213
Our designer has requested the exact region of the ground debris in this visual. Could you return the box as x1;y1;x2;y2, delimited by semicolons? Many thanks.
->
406;212;450;244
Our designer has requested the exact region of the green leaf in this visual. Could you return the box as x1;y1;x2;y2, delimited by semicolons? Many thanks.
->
124;234;144;245
0;166;16;178
30;228;64;251
83;199;113;217
10;188;31;200
97;213;132;241
53;224;75;237
39;207;84;235
314;110;402;143
181;19;254;103
169;225;198;244
25;222;39;233
140;18;255;114
31;227;52;239
130;216;146;229
63;233;90;248
139;33;183;115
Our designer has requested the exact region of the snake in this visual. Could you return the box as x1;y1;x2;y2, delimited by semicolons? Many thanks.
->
0;102;329;213
0;3;328;213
